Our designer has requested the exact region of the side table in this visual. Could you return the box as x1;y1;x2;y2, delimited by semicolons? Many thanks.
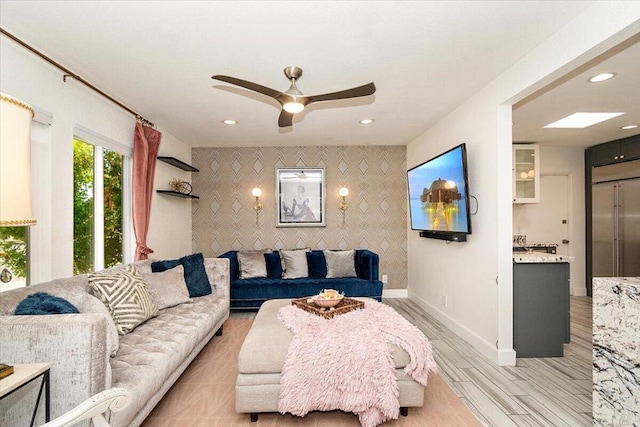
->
0;363;51;427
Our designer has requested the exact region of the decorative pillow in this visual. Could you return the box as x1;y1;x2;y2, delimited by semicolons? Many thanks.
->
324;249;357;278
82;294;120;357
265;252;283;279
89;264;159;335
151;253;211;298
203;258;225;293
143;265;191;310
280;248;311;279
101;258;155;275
14;292;79;315
306;251;327;278
237;249;272;279
130;258;155;275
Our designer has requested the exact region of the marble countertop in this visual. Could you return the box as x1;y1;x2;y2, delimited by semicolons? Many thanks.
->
593;276;639;426
593;276;640;286
512;253;575;263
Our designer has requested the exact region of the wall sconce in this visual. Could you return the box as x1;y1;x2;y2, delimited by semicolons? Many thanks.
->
338;187;348;224
252;187;262;224
338;187;349;211
252;187;263;211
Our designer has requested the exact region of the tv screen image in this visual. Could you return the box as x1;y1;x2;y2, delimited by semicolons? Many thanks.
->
407;144;471;235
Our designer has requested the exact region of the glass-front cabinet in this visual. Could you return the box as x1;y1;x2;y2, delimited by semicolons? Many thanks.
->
513;144;540;204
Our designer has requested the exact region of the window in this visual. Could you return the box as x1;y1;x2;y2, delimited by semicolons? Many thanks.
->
73;133;132;274
0;226;28;292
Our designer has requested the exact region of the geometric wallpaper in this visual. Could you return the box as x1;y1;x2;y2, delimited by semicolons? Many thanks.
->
191;145;407;289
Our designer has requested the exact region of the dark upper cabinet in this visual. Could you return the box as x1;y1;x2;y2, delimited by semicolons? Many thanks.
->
623;137;640;161
590;136;640;167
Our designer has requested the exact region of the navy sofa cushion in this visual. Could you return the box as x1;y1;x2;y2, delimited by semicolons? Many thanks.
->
15;292;79;315
265;252;283;279
152;253;211;298
306;251;327;278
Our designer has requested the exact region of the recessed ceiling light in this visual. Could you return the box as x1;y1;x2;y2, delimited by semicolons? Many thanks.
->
621;124;638;130
543;112;625;129
359;119;374;124
588;72;616;83
222;119;237;125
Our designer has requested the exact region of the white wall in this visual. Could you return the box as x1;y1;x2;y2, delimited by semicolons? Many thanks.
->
1;35;193;282
513;146;587;296
407;2;639;365
147;133;194;261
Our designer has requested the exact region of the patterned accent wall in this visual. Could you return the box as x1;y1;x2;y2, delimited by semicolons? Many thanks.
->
191;146;407;289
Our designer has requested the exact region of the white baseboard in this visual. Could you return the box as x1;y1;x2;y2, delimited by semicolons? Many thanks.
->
408;290;516;366
383;289;409;298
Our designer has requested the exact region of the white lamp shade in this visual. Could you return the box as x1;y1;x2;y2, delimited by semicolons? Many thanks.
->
0;93;36;226
252;187;262;197
339;187;349;197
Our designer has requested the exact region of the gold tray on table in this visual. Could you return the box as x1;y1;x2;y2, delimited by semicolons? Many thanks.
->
291;297;364;319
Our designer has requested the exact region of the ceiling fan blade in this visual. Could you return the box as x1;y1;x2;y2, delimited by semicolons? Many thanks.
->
278;110;294;128
307;82;376;103
212;75;282;99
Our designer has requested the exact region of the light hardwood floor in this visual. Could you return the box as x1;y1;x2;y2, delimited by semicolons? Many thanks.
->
384;297;593;427
231;296;592;426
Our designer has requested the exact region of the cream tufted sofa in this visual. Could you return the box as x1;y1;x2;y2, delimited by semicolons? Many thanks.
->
0;258;230;427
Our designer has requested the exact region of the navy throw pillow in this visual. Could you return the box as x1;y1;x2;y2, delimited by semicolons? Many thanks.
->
265;251;283;279
307;251;327;278
14;292;79;315
152;253;212;298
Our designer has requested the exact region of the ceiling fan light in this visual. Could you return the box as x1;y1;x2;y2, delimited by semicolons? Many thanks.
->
283;101;305;114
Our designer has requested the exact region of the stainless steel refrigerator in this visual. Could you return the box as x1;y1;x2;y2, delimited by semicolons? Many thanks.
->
592;159;640;277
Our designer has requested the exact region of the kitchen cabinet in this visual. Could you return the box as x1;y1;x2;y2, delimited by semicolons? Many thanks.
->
585;135;640;295
513;144;540;203
590;136;640;167
513;260;570;357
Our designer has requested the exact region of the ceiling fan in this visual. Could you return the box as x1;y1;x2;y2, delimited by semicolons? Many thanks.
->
212;66;376;128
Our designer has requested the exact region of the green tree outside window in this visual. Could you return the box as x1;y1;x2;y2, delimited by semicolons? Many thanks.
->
73;139;123;275
0;226;27;279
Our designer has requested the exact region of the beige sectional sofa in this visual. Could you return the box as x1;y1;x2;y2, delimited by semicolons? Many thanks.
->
0;257;230;427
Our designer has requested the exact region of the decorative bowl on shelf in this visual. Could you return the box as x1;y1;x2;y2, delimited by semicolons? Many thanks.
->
312;289;344;308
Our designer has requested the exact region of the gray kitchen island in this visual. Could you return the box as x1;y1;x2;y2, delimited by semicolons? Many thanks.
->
513;253;574;358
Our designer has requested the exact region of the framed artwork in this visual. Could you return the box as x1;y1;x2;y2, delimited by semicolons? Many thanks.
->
276;168;325;227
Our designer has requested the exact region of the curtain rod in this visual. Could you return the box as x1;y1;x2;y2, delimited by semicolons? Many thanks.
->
0;28;154;127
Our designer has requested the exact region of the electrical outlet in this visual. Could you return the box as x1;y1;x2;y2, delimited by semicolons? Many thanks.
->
443;294;448;307
381;274;388;284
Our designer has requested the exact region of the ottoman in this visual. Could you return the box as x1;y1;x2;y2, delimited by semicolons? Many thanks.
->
235;298;425;421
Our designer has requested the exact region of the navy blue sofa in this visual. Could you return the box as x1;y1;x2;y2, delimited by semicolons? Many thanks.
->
218;250;384;309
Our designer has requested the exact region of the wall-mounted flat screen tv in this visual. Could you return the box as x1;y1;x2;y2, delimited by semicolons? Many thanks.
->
407;143;472;240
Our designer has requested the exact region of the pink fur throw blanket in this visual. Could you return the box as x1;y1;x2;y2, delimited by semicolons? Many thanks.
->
277;299;437;427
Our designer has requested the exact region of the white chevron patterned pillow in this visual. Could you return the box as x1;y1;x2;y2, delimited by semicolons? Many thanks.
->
89;264;159;335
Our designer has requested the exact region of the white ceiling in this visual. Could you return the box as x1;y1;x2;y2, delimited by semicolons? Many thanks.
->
3;0;630;149
513;38;640;148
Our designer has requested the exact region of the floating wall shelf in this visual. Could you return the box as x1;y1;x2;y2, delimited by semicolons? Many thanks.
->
157;156;199;172
156;190;199;199
156;156;199;199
